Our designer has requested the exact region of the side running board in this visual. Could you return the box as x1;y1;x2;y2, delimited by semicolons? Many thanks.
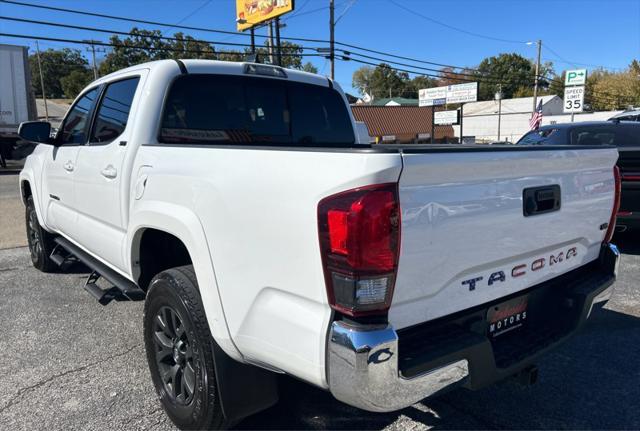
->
51;237;145;305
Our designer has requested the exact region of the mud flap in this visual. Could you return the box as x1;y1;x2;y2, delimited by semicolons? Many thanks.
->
211;341;279;425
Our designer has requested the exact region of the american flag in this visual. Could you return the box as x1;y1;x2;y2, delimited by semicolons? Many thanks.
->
529;99;543;130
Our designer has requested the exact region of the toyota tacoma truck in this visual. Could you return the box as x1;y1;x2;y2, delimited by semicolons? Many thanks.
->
18;60;621;429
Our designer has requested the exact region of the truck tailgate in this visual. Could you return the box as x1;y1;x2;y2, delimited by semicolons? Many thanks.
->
390;147;618;330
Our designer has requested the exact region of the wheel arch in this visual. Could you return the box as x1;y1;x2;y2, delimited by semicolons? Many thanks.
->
127;202;242;362
19;173;48;230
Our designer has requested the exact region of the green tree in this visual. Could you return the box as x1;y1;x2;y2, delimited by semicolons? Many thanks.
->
99;29;307;75
255;40;304;69
352;65;375;96
589;62;640;110
29;48;88;98
99;28;173;75
474;53;534;100
403;75;438;97
370;63;409;99
302;62;318;74
60;69;93;99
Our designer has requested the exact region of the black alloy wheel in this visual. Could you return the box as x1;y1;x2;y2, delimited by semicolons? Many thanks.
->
25;196;57;272
143;265;225;430
153;305;197;405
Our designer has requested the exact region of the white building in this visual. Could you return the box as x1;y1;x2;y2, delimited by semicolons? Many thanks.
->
453;95;563;143
453;95;624;143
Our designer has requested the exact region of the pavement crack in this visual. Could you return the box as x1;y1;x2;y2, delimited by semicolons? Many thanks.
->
0;343;143;415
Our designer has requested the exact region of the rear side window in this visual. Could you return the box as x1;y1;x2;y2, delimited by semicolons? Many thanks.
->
159;74;355;146
571;127;615;146
613;125;640;147
91;77;140;144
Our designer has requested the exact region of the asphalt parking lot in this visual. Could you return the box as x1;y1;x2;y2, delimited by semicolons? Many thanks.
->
1;171;639;430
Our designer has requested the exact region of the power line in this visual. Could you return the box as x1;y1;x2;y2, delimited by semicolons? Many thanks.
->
0;0;331;45
283;4;329;22
0;0;534;75
0;32;325;58
343;49;542;87
542;42;627;72
0;15;565;91
161;0;213;36
0;16;324;52
386;0;530;44
335;0;357;25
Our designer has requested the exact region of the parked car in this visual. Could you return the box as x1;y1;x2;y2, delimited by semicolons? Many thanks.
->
609;109;640;122
19;60;621;430
517;121;640;232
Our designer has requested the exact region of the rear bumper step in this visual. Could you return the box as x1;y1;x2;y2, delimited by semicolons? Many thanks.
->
51;237;145;305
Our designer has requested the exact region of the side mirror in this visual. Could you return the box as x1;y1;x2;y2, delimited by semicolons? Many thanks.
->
18;121;54;145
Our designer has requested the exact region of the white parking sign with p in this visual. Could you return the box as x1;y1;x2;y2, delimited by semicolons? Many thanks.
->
565;69;587;86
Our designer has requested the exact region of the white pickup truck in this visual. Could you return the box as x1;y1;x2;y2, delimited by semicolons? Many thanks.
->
18;60;621;429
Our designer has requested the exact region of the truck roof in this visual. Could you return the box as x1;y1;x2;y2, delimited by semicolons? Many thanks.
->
97;59;333;89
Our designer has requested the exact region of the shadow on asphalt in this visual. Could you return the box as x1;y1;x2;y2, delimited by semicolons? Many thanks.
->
613;231;640;255
236;306;640;430
0;169;22;176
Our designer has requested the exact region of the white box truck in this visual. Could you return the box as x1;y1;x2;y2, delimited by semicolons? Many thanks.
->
0;43;37;167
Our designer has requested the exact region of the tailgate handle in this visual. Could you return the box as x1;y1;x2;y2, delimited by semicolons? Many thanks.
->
523;185;561;216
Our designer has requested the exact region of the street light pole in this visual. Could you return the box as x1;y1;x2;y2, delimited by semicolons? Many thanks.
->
532;39;542;114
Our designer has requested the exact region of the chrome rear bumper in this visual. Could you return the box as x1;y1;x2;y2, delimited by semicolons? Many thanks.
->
328;322;468;412
327;243;619;413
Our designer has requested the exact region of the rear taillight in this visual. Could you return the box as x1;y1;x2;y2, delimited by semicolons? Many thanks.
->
604;166;621;243
318;183;400;317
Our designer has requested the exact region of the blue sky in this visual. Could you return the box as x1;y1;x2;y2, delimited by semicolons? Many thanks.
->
1;0;639;95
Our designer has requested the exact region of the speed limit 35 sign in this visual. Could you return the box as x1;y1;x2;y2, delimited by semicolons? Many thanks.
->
563;86;585;113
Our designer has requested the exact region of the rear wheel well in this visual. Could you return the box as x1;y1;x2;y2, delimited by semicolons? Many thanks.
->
137;229;192;291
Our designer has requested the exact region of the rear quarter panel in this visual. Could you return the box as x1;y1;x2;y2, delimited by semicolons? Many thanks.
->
132;145;402;388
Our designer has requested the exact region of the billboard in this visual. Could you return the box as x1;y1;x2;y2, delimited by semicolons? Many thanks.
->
236;0;295;31
419;82;478;107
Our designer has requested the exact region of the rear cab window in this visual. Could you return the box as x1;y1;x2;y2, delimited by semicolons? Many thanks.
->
159;74;355;147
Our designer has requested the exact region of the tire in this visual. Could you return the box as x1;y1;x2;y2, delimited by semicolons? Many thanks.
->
25;196;58;272
143;265;225;430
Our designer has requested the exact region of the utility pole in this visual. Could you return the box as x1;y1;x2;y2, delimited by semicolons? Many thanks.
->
250;28;256;54
89;42;98;80
35;40;48;122
267;21;275;64
329;0;335;80
84;40;105;80
275;17;282;66
532;39;542;114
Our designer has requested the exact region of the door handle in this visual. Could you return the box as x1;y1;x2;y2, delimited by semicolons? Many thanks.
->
63;161;74;172
101;165;117;179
